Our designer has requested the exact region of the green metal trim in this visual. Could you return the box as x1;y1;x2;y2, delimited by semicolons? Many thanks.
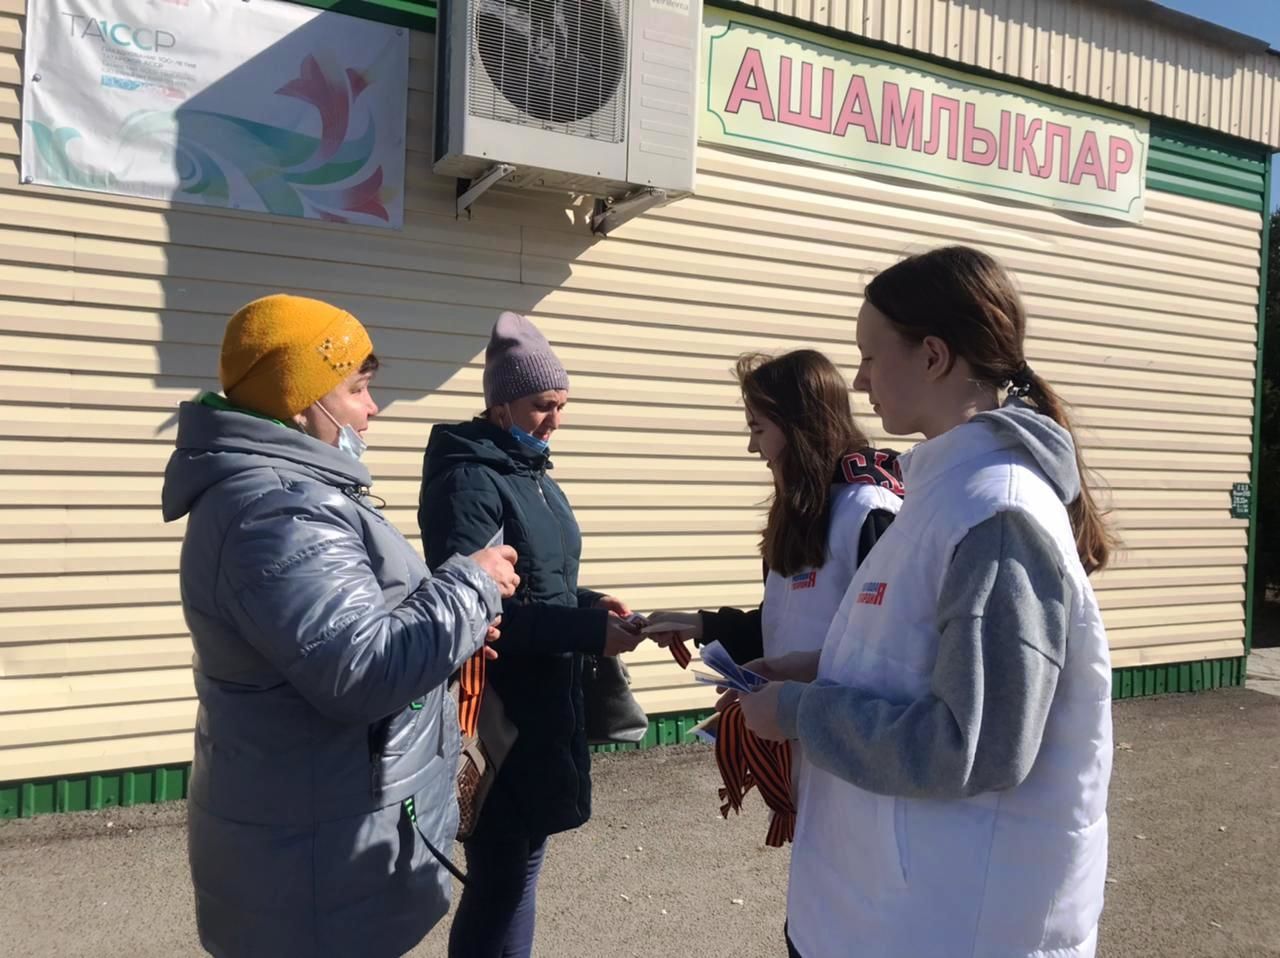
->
285;0;436;30
1146;150;1265;189
1111;657;1246;700
7;673;1260;819
590;710;716;753
0;765;190;820
0;714;717;818
1244;159;1274;664
1148;124;1268;170
1143;172;1262;212
1147;123;1267;212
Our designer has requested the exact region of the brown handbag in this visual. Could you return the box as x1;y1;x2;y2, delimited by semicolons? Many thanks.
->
453;663;518;840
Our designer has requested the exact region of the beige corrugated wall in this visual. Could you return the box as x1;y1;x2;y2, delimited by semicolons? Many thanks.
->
0;4;1259;781
739;0;1280;149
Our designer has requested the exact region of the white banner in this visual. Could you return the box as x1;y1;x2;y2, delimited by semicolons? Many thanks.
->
22;0;409;227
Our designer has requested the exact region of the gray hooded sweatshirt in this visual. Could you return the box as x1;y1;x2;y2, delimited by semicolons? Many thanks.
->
776;403;1088;798
162;398;501;958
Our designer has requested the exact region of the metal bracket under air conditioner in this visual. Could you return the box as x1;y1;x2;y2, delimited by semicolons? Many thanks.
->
456;163;517;218
590;188;668;237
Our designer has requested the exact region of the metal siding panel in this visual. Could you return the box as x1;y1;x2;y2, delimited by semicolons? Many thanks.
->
0;701;197;748
987;0;1005;74
881;0;901;46
929;0;949;60
828;0;848;32
1085;9;1104;101
1227;57;1242;137
1259;56;1269;144
0;13;1264;776
1109;639;1244;670
0;16;19;54
0;733;196;782
3;672;196;713
1271;65;1280;145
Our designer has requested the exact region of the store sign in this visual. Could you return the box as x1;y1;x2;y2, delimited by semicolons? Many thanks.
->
701;11;1149;223
1230;482;1252;520
21;0;409;227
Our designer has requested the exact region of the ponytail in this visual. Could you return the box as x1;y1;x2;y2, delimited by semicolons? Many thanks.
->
1016;369;1116;575
865;245;1117;576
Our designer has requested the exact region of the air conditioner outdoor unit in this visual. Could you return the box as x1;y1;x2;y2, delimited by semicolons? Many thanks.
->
433;0;701;226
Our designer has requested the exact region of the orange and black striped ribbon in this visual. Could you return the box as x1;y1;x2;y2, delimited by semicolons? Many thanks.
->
457;652;486;737
668;638;692;669
714;700;795;847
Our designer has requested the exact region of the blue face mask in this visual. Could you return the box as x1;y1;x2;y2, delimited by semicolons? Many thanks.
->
316;402;368;462
508;423;550;457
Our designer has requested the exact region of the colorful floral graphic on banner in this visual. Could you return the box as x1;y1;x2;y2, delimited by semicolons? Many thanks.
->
22;0;409;227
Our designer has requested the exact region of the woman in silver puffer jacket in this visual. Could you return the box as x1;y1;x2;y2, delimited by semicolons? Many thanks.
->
161;294;518;957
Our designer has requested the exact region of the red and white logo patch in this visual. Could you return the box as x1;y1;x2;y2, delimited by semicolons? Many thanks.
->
856;581;887;606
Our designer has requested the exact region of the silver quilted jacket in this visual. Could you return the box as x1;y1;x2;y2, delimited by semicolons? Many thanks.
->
162;399;500;957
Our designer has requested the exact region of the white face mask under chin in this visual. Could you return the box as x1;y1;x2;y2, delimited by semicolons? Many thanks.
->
313;401;368;461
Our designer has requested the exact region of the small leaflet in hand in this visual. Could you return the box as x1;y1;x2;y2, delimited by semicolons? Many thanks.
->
693;640;768;694
686;711;720;744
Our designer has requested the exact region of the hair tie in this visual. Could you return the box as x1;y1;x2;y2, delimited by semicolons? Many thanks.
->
1006;362;1036;398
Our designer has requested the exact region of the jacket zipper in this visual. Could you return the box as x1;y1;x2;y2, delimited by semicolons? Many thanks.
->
536;469;570;591
538;468;590;740
346;482;414;800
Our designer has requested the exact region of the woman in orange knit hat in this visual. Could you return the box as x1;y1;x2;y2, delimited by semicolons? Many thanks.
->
162;294;519;958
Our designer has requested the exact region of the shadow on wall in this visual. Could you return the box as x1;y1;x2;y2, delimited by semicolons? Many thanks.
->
141;11;591;449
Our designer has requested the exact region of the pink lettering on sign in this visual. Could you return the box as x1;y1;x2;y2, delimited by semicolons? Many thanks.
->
1069;131;1107;188
923;95;961;159
833;74;878;143
1108;136;1135;192
961;102;997;166
880;82;924;152
1044;122;1073;183
725;47;775;121
714;45;1142;210
778;57;834;133
996;110;1013;170
1012;115;1048;178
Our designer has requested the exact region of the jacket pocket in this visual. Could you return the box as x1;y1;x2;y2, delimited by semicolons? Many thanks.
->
368;704;440;798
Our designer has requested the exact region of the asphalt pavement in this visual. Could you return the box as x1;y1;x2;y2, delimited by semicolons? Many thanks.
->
3;685;1278;957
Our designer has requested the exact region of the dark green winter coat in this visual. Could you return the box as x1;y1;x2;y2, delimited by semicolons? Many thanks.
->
418;419;608;840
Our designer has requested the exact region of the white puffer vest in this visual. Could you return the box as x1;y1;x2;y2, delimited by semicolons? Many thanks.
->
787;420;1112;958
760;483;902;659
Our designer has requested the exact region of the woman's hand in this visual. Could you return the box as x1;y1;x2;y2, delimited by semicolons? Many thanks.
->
715;650;818;719
603;616;643;657
743;650;821;684
641;610;701;648
595;594;634;618
470;545;519;598
738;682;788;741
480;615;502;660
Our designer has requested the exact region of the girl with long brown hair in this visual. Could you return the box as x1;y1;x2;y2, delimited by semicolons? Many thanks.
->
646;348;902;667
736;246;1115;958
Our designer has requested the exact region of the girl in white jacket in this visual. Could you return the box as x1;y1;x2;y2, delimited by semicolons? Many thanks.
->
737;247;1116;958
647;348;902;665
